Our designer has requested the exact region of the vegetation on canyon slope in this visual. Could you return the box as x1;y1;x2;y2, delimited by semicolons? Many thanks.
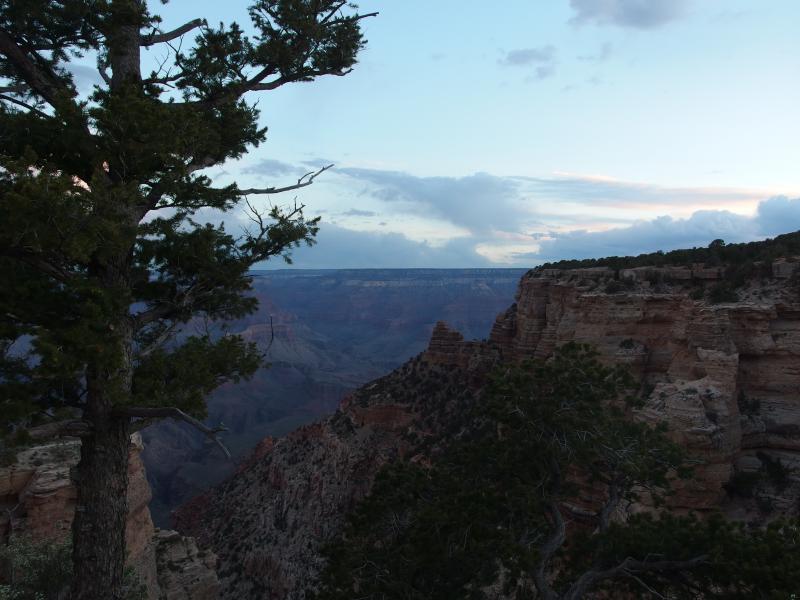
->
317;344;800;599
0;1;373;597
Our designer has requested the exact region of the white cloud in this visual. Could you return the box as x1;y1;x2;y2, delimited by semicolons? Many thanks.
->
338;168;533;235
257;224;494;269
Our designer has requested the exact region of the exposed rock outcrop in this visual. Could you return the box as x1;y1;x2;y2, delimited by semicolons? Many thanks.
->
0;433;218;600
177;264;800;599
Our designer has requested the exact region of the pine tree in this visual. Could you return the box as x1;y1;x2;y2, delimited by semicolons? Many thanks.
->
0;1;375;597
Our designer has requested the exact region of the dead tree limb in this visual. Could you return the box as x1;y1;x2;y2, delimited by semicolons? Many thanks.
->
118;407;231;458
238;163;334;195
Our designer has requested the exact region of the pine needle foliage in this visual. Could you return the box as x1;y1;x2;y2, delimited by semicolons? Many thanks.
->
0;1;374;597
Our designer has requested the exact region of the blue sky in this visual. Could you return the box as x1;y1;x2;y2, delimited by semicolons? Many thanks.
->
142;0;800;267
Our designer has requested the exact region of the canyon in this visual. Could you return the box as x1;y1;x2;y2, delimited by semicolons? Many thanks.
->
3;255;799;599
142;268;526;524
176;259;800;599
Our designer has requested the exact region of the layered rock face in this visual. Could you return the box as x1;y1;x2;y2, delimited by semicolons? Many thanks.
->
177;265;800;599
0;432;219;600
176;353;491;599
490;267;800;514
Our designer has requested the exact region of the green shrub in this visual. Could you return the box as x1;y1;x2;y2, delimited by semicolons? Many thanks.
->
0;536;71;600
0;538;145;600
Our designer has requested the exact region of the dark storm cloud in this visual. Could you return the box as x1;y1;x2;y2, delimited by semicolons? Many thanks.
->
338;168;527;234
569;0;689;29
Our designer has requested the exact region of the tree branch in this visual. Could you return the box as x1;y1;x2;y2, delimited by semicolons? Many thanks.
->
0;30;74;107
0;83;28;94
238;163;333;195
0;247;74;283
563;555;708;600
118;406;231;458
141;19;205;46
598;479;621;532
248;69;351;92
532;458;566;600
0;93;49;118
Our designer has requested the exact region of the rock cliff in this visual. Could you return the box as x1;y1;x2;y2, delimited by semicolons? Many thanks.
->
0;431;219;600
176;261;800;599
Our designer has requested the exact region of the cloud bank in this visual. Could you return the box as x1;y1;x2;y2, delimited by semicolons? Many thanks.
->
262;224;494;269
338;168;530;235
527;196;800;262
239;163;798;269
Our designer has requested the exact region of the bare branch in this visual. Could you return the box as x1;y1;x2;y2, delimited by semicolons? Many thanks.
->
598;479;621;532
137;321;180;358
238;163;333;195
264;315;275;353
532;458;566;600
141;19;205;46
563;555;708;600
119;406;231;458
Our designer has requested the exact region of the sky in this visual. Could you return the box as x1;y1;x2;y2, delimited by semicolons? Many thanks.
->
111;1;800;267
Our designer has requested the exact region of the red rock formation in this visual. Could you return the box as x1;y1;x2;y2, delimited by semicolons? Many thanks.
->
0;433;219;600
176;266;800;599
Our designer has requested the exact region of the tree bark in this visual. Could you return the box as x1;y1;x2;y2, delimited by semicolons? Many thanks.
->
70;2;142;595
70;393;131;600
70;269;136;599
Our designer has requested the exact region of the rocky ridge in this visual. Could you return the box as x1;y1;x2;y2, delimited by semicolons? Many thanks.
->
0;431;218;600
176;259;800;599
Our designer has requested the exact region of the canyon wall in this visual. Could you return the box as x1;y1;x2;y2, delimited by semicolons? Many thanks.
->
0;432;218;600
176;264;800;599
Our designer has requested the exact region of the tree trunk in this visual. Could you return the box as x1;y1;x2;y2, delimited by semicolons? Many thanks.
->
70;394;131;600
70;299;135;599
